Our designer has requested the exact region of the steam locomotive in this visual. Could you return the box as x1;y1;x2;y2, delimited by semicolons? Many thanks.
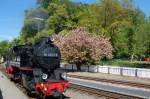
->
6;37;70;99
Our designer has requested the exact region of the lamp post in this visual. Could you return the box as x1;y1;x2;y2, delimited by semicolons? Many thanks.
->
34;17;44;32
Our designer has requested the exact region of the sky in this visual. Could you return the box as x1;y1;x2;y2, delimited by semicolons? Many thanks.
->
0;0;150;41
0;0;36;41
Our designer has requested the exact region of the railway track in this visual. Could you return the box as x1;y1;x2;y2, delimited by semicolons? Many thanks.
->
67;74;150;90
70;84;144;99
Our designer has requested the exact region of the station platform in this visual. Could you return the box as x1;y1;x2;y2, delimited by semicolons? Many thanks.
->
0;71;28;99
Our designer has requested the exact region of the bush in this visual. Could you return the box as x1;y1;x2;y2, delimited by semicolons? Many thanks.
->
0;41;9;61
55;28;113;70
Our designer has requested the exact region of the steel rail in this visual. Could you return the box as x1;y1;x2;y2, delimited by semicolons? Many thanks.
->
70;83;145;99
67;74;150;90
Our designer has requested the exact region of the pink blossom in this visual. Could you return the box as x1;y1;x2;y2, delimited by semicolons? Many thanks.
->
54;28;113;65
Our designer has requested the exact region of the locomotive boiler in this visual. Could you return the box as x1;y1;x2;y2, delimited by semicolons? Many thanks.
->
6;36;69;99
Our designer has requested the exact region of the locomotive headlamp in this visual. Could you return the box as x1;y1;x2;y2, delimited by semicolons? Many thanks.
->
41;83;44;87
44;87;48;91
42;73;48;80
61;73;67;79
50;36;54;42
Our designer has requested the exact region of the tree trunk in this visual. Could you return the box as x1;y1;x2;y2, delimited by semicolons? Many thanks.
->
130;53;134;62
76;63;81;71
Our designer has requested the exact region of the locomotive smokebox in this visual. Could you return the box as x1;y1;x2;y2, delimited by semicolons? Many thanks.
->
34;36;61;70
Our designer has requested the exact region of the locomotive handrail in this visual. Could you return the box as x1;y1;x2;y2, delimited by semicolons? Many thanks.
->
19;67;33;71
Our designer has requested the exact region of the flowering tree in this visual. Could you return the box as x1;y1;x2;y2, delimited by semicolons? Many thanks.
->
55;28;113;71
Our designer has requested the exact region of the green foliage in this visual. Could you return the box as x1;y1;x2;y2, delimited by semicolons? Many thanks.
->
134;20;150;58
1;0;149;66
45;1;78;33
21;0;150;61
34;29;54;41
37;0;52;9
21;8;48;42
22;19;38;38
0;41;9;60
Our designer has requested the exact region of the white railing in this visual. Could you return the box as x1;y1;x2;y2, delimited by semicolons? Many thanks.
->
61;64;150;79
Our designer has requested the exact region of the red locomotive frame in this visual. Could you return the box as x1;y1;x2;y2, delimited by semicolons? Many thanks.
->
6;64;70;99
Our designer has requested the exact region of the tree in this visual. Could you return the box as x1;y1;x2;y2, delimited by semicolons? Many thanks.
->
133;20;150;60
21;8;48;42
37;0;52;9
55;28;113;70
108;21;131;58
21;19;38;39
0;41;9;61
18;0;150;62
45;1;78;33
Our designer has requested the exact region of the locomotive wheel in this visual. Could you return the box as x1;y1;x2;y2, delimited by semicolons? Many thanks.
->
36;95;67;99
22;74;28;89
36;96;42;99
58;94;70;99
22;73;35;96
54;94;65;99
58;94;63;99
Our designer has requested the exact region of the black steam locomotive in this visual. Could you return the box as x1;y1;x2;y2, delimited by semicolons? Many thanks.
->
6;37;69;99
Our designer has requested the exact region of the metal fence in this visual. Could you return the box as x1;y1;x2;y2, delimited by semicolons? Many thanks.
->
61;64;150;79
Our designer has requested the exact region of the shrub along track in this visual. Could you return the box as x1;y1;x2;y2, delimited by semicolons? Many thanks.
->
70;84;144;99
67;74;150;90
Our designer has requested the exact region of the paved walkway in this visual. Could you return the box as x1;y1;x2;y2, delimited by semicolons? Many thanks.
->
68;72;150;85
0;71;28;99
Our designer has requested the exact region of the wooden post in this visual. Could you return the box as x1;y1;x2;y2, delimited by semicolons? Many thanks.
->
65;64;67;71
108;67;110;74
135;69;138;77
120;68;123;76
72;64;74;72
97;66;99;73
88;65;90;72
